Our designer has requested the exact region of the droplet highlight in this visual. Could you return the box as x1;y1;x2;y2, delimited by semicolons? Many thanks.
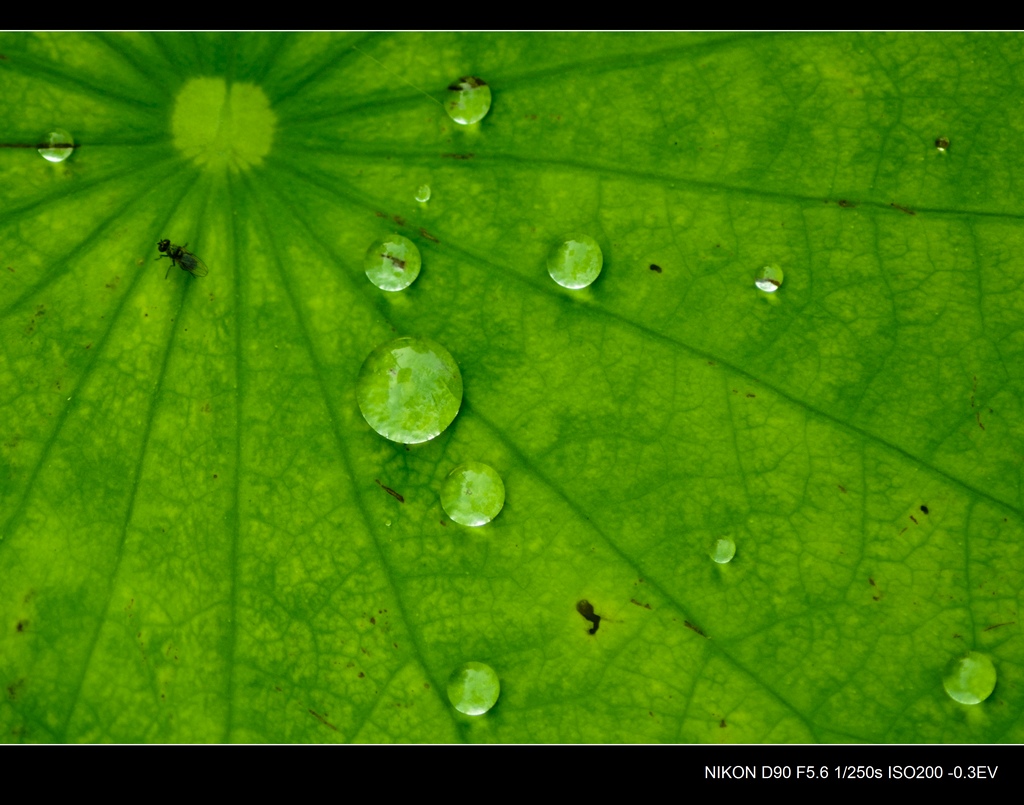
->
356;336;463;444
935;136;950;152
447;661;500;715
709;538;736;564
440;462;505;526
415;184;431;203
38;128;74;163
754;264;783;293
364;234;421;292
547;233;603;290
943;651;996;705
445;76;491;125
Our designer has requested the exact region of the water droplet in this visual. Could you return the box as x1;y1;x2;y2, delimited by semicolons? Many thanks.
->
754;264;783;293
709;537;736;564
943;651;996;705
356;336;463;444
364;234;422;292
415;184;431;203
38;129;74;163
547;233;603;290
447;661;500;715
440;462;505;526
935;136;950;152
445;76;491;125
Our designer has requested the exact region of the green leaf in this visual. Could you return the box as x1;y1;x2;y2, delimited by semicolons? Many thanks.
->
1;32;1021;743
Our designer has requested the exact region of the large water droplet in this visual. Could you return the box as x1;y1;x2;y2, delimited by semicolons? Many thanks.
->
709;537;736;564
356;336;463;444
935;136;950;153
445;76;491;125
415;184;431;203
754;264;783;293
441;462;505;526
364;234;421;292
547;233;603;290
38;128;74;163
447;661;500;715
943;651;996;705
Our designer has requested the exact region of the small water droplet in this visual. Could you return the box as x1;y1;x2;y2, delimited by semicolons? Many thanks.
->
38;128;74;163
709;537;736;564
385;520;391;527
935;136;950;152
415;184;431;203
447;661;500;715
445;76;491;125
943;651;996;705
356;336;463;444
547;233;603;290
440;462;505;526
364;234;421;292
754;264;783;293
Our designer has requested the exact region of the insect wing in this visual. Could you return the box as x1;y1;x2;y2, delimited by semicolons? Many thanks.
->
180;250;209;277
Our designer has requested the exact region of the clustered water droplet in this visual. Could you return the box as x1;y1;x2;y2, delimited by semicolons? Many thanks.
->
441;462;505;526
415;184;431;203
943;651;996;705
364;234;422;292
547;233;603;289
38;128;74;163
356;336;462;444
709;537;736;564
447;661;500;715
754;264;783;293
445;76;491;125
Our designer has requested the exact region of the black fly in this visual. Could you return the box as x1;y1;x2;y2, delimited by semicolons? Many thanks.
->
156;239;209;279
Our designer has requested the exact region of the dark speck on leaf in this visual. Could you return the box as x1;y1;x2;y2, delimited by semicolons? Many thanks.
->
576;599;601;635
649;264;662;273
375;479;405;503
308;709;339;731
920;505;929;514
